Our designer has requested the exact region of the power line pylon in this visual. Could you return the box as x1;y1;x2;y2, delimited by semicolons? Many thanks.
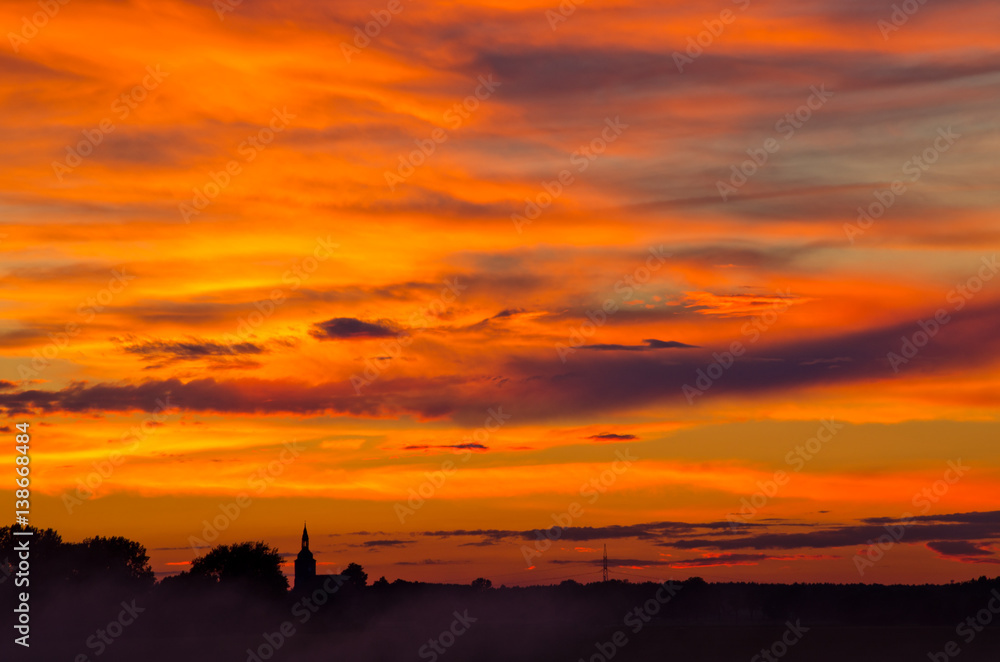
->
602;544;609;582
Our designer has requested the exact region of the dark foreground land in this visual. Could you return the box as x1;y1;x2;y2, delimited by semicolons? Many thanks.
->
5;576;1000;661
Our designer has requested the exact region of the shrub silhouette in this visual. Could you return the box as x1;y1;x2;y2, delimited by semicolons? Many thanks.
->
343;562;368;589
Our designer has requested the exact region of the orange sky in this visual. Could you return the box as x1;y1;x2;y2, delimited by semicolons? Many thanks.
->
2;0;999;586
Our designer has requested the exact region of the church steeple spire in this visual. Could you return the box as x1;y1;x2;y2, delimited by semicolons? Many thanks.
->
295;522;317;590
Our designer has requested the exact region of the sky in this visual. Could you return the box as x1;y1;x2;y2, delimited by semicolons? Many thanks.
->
1;0;999;587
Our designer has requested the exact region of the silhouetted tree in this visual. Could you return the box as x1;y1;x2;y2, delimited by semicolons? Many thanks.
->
188;541;288;597
1;526;152;590
684;576;707;588
1;525;64;578
65;536;155;587
471;577;492;591
373;576;389;587
343;562;367;589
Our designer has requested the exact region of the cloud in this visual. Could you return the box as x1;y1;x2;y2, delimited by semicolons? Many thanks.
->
668;553;767;568
359;539;413;548
587;433;638;441
0;326;71;348
117;336;265;358
798;357;854;367
464;307;527;331
395;559;468;566
863;511;1000;525
113;336;268;369
415;513;1000;558
926;540;993;556
403;443;488;451
581;339;699;351
667;512;1000;551
669;553;838;568
0;377;452;418
4;299;1000;422
926;541;1000;564
550;553;835;569
310;318;401;340
423;528;520;543
519;521;757;543
114;300;261;326
679;292;811;318
498;300;1000;421
549;557;673;567
421;521;758;547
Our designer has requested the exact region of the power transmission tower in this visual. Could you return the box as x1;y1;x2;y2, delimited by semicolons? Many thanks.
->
602;544;609;582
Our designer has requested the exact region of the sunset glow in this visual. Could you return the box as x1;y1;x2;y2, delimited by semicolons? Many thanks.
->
2;0;999;588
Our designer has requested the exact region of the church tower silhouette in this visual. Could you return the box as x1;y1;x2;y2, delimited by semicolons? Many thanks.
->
294;522;317;589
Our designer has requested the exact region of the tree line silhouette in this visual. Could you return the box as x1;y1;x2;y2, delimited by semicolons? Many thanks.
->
3;525;999;661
